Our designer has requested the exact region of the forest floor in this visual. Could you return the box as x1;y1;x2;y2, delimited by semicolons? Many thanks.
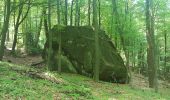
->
0;50;170;99
3;49;43;66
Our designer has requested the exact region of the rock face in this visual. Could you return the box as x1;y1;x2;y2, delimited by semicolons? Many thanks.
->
43;25;128;83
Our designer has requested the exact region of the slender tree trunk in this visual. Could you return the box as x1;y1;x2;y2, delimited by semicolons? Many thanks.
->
60;1;65;25
12;25;19;52
64;0;68;25
155;40;159;92
29;8;32;30
138;43;143;74
24;16;28;50
98;0;101;28
163;15;168;78
47;0;53;70
111;0;114;37
43;8;48;37
88;0;91;26
145;0;158;90
112;0;118;47
35;11;43;47
12;0;31;53
0;0;11;60
57;0;61;73
77;1;81;26
36;6;38;33
70;0;74;26
93;0;100;81
164;31;167;74
57;0;60;24
75;0;80;26
125;0;132;84
58;31;62;73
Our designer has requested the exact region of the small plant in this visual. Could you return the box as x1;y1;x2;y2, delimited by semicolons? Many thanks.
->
27;47;42;55
60;84;93;99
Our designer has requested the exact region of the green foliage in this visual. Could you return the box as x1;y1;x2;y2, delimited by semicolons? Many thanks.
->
23;31;42;55
60;84;92;99
27;47;42;55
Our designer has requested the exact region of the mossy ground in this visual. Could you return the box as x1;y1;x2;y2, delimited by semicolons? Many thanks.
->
0;61;170;100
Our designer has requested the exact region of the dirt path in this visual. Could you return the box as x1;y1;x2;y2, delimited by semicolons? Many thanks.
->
3;49;43;66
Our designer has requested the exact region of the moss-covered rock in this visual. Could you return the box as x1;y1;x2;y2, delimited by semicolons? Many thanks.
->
43;25;128;83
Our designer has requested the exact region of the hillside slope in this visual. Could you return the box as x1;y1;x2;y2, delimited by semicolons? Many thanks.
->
0;61;170;100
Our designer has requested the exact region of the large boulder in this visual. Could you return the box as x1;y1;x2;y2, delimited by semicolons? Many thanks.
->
43;25;128;83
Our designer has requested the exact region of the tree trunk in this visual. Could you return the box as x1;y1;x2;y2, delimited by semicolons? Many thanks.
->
145;0;158;90
75;0;80;26
12;25;19;53
70;0;74;26
163;15;168;78
64;0;68;25
0;0;11;60
57;0;60;24
112;0;118;47
88;0;91;26
98;0;101;28
93;0;100;81
164;31;167;75
57;0;61;73
47;0;53;70
34;12;43;47
11;0;31;53
43;8;48;37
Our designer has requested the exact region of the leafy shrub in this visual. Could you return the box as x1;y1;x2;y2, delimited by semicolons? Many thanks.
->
27;47;42;55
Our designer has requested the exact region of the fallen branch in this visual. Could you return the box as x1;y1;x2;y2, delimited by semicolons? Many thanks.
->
30;61;45;66
11;67;66;84
27;71;65;84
